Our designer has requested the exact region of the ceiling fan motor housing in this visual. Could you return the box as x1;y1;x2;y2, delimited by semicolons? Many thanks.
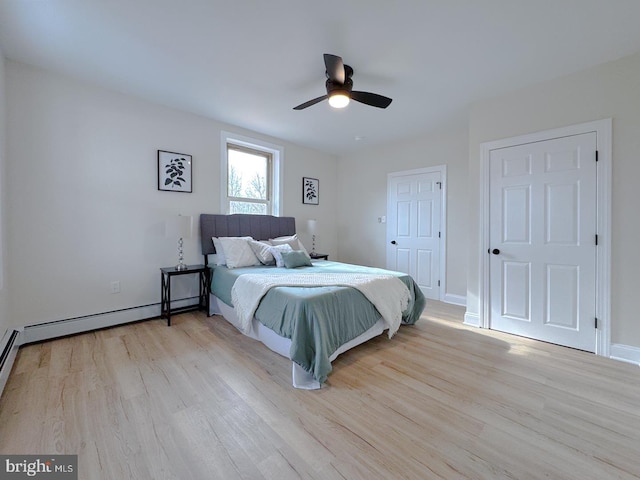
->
326;77;353;96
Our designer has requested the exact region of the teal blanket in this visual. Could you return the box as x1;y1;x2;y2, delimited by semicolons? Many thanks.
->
210;261;426;384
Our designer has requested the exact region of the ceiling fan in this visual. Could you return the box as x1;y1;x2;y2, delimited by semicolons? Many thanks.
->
293;54;392;110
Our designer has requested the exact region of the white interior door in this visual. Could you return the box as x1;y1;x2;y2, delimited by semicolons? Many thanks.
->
387;170;442;300
489;133;597;351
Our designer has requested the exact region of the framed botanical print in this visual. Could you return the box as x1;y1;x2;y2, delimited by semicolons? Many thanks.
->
303;177;319;205
158;150;192;192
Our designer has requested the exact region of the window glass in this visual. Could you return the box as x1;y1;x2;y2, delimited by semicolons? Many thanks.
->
226;144;272;214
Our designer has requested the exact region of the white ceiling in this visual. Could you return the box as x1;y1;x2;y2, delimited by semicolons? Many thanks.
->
2;0;640;155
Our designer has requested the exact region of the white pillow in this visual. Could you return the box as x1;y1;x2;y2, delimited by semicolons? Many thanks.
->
248;239;275;265
268;244;293;267
269;234;310;258
211;237;226;265
214;236;255;268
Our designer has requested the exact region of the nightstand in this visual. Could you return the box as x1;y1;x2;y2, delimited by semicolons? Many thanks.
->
160;264;210;326
309;253;329;260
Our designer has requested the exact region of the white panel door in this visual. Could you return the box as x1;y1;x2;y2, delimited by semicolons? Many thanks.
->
387;171;441;300
489;133;597;351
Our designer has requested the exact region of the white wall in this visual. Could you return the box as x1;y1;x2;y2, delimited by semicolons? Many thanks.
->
0;52;8;332
6;61;338;328
467;51;640;348
337;124;468;300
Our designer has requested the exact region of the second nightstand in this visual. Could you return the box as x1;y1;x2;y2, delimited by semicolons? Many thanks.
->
309;253;329;260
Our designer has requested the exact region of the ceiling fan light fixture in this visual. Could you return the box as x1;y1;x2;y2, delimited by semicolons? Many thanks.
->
293;54;391;111
328;92;350;109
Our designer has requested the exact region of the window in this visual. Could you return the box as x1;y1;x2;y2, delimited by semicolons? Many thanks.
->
227;144;271;214
221;132;282;215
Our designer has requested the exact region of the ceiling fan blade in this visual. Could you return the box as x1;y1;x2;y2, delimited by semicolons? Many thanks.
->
293;94;328;110
351;91;393;109
324;53;345;84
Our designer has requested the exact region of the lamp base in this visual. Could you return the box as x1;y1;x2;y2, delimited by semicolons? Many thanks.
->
175;263;188;271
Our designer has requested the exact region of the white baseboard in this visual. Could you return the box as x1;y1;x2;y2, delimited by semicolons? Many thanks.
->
609;343;640;366
22;298;199;344
455;319;639;366
0;327;23;396
463;311;480;327
443;293;466;306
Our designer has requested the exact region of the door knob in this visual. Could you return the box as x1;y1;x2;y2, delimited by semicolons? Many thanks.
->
492;248;500;255
391;240;397;245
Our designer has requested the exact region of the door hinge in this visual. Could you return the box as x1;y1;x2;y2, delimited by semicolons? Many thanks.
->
437;280;441;287
595;150;599;162
595;234;598;246
595;317;598;329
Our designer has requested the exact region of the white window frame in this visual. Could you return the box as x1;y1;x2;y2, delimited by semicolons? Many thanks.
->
220;131;283;216
227;143;273;213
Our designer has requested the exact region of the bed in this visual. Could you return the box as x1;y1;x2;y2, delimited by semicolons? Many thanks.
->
200;213;426;389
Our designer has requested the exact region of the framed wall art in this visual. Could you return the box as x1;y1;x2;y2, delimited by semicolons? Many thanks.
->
302;177;319;205
158;150;192;193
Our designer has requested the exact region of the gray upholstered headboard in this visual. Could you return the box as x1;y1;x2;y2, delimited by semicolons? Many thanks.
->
200;214;296;263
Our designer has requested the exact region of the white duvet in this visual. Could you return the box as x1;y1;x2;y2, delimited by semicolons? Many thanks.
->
231;272;411;337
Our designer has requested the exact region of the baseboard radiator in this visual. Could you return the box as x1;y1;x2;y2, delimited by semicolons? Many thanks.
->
0;328;22;397
22;297;199;345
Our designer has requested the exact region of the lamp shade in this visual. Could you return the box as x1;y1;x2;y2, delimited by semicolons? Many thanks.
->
166;215;193;239
307;219;317;234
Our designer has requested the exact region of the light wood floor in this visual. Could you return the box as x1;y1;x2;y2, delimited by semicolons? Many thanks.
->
1;301;639;479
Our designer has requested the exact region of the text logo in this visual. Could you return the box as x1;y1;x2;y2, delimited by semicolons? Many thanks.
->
0;456;77;480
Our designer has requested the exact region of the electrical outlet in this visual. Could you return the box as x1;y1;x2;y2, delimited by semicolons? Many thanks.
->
110;281;120;294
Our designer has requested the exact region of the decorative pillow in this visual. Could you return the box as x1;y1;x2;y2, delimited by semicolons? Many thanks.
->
269;234;310;258
268;243;293;268
248;239;275;265
218;237;260;269
282;250;313;269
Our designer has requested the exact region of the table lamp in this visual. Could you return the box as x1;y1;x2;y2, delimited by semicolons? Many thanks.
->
307;219;317;254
